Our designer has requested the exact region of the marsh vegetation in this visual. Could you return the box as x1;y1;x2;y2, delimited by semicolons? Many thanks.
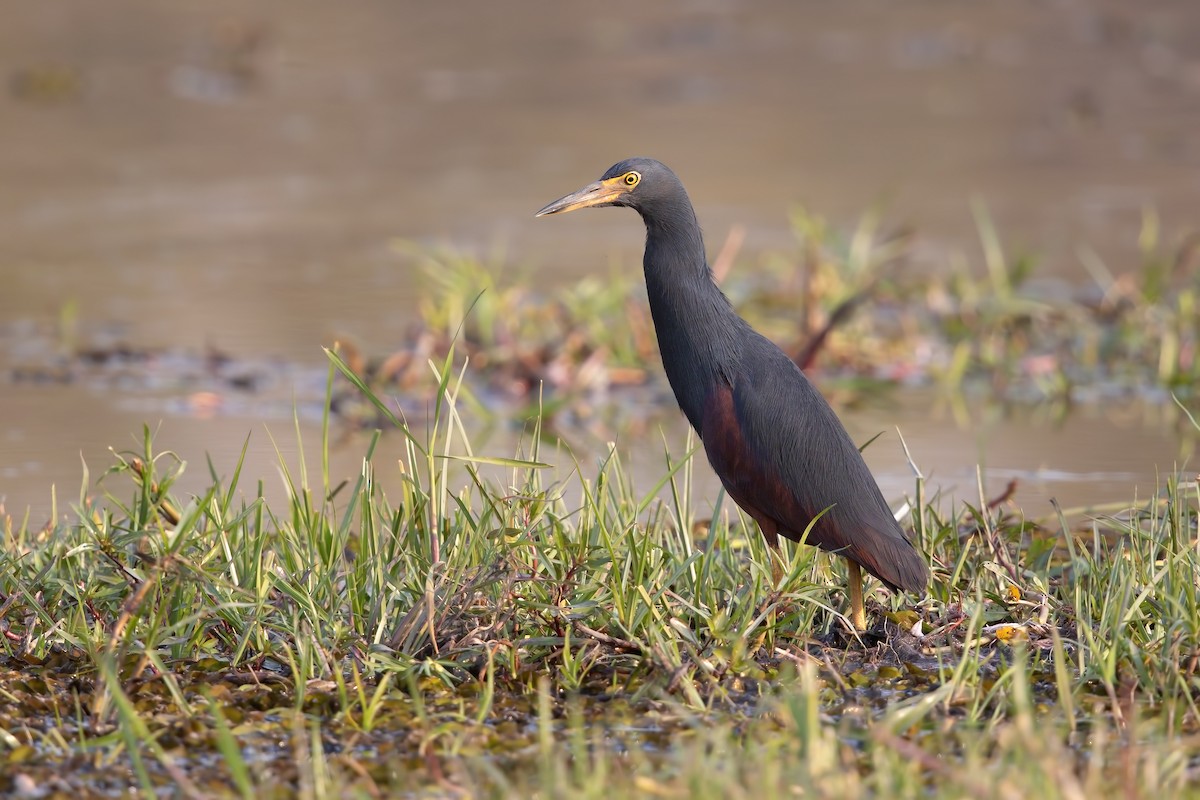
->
4;216;1200;796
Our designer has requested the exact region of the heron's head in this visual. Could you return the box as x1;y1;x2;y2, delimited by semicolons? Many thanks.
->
535;157;685;218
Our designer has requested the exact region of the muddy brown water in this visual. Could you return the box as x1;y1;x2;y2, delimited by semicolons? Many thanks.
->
2;1;1199;522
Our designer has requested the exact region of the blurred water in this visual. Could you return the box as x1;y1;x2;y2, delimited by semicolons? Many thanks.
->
1;0;1198;521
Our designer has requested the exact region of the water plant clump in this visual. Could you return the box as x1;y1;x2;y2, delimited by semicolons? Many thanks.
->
1;355;1198;797
371;209;1200;412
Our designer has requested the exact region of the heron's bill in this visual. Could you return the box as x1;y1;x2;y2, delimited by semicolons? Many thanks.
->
535;177;628;216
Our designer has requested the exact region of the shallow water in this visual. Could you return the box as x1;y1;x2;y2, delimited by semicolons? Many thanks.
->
1;0;1199;521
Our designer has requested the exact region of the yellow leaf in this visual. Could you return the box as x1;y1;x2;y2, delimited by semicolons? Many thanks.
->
886;610;921;629
634;776;676;797
995;625;1027;642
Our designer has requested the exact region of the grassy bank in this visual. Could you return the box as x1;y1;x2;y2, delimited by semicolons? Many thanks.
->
1;350;1198;798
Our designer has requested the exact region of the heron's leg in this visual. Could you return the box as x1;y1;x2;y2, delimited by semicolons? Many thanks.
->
846;558;866;630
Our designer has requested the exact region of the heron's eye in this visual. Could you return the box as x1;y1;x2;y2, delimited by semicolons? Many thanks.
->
624;171;641;187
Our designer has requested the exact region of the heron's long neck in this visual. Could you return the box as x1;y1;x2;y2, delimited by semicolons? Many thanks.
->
641;212;744;432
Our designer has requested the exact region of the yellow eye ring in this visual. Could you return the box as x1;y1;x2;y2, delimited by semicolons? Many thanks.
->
624;171;641;187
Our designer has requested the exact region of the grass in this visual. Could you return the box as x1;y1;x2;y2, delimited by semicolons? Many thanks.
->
2;344;1200;798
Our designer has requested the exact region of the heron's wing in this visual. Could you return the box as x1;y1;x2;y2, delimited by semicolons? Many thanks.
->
713;334;927;593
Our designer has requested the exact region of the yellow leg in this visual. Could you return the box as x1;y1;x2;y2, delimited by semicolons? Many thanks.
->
847;559;866;631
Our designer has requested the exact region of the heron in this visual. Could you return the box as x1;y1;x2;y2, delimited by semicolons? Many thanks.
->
536;157;927;630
